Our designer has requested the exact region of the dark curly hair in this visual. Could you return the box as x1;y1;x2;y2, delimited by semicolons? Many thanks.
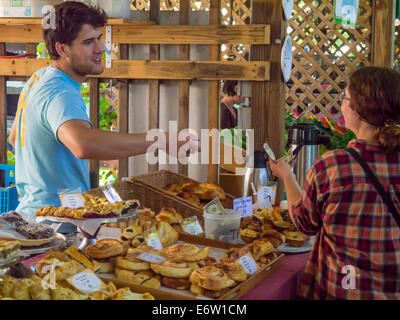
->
222;80;238;97
348;66;400;153
43;1;107;60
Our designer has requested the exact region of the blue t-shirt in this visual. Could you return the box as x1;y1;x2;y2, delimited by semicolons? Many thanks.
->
14;66;91;219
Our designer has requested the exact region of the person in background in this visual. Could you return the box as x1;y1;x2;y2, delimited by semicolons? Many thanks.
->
9;1;199;222
220;80;246;129
269;66;400;299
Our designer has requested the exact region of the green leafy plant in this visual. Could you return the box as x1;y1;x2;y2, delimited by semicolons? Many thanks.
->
285;111;355;154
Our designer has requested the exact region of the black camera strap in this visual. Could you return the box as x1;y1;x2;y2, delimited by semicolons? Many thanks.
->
345;148;400;229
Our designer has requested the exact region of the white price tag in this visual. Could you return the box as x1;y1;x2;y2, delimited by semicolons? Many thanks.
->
257;186;276;205
147;234;162;251
138;253;166;264
72;272;101;293
101;184;122;204
96;226;122;240
59;193;84;209
233;196;253;218
184;222;203;235
238;255;258;275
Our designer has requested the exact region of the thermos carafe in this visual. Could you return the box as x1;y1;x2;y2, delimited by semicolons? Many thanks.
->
288;123;330;187
242;150;274;198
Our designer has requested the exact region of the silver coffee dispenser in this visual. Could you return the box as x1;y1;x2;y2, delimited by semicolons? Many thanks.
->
288;123;330;187
242;150;274;197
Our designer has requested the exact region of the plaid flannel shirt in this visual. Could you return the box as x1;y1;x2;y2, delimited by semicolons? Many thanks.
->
292;140;400;299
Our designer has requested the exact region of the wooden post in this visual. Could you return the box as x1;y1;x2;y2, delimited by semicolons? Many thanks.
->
251;0;286;204
372;0;395;67
0;43;6;164
178;0;190;176
207;0;220;183
89;78;99;188
118;44;129;180
148;0;160;173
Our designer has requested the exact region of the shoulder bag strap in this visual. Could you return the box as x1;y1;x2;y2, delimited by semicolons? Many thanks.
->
345;148;400;228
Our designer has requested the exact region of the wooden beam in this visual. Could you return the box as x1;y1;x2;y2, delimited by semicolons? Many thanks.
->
118;45;129;180
178;0;190;176
89;78;99;189
372;0;395;67
0;43;6;164
251;0;286;204
0;59;270;81
148;0;160;174
0;18;155;25
207;0;221;184
0;24;271;45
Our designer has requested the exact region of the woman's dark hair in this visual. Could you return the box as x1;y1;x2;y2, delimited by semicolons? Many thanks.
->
222;80;238;96
43;1;107;60
348;66;400;153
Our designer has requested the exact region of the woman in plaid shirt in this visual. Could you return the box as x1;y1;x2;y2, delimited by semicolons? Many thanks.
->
270;66;400;299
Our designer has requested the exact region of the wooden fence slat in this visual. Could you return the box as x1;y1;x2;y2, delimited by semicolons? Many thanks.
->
0;24;270;45
207;0;220;184
178;0;190;176
0;59;270;81
148;0;160;174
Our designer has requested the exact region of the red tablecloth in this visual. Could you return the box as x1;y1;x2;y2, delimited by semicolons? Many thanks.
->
241;252;310;300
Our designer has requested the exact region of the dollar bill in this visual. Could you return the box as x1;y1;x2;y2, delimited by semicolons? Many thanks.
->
204;197;227;216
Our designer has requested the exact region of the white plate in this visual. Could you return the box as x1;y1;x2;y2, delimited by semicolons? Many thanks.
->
276;236;315;254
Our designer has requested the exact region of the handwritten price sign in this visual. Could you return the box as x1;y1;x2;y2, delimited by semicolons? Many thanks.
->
233;196;253;218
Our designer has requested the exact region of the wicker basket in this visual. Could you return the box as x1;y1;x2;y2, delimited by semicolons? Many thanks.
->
131;169;236;218
84;178;211;226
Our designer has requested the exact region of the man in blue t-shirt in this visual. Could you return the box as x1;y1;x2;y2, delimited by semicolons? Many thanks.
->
9;2;199;221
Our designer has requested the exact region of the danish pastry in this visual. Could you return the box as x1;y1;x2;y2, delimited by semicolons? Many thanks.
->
115;254;150;271
156;207;183;224
166;243;210;262
189;266;234;291
150;260;195;279
157;221;179;247
114;267;160;289
111;287;155;300
214;262;247;282
161;277;191;290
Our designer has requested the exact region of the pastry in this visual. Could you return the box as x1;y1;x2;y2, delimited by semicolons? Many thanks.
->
214;262;247;282
111;287;155;300
85;239;127;260
261;229;286;248
156;207;183;224
16;223;54;240
176;191;201;205
122;225;142;240
30;282;52;300
36;250;86;281
161;277;191;290
0;240;21;260
166;243;210;262
0;211;28;228
284;231;309;247
114;267;161;289
51;287;86;300
198;183;226;201
115;254;150;271
249;239;275;260
189;283;231;299
157;221;179;247
150;260;196;279
189;266;234;291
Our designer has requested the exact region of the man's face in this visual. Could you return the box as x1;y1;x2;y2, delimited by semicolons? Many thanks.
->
64;24;105;76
